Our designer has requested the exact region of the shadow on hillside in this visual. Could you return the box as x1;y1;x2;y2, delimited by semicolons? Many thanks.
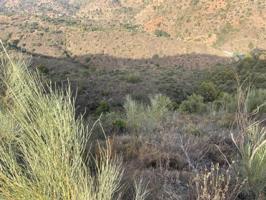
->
74;52;234;69
7;45;243;116
26;51;238;116
8;42;234;70
29;52;234;70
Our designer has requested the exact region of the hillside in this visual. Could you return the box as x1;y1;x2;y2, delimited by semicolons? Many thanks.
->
0;1;266;200
1;0;265;116
1;0;266;55
1;0;265;114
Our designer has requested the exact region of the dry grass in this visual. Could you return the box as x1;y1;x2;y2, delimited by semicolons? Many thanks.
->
0;41;126;200
192;164;243;200
133;178;150;200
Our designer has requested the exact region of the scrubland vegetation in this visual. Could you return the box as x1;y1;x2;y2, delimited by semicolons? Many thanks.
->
94;54;266;199
1;0;266;199
0;42;266;199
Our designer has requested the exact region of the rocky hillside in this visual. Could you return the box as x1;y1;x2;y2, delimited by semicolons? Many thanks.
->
1;0;265;53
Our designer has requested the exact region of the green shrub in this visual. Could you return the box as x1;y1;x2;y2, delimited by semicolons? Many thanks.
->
123;23;140;32
124;94;171;133
248;42;254;50
198;81;219;102
246;89;266;114
212;92;237;113
95;100;110;115
37;64;49;74
112;119;127;131
124;95;145;132
236;57;266;89
100;112;127;135
149;94;172;120
124;73;142;84
179;94;207;114
212;88;266;115
154;29;170;37
209;66;236;93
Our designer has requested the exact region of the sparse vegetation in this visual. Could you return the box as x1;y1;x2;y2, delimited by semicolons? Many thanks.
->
0;1;266;199
123;23;141;33
214;23;238;47
154;29;171;38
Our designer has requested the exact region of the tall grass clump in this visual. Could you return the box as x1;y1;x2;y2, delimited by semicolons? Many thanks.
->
211;92;237;114
0;43;123;200
246;88;266;114
211;88;266;116
231;85;266;198
124;94;171;133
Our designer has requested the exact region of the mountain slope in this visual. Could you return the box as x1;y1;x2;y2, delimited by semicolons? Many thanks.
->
1;0;266;54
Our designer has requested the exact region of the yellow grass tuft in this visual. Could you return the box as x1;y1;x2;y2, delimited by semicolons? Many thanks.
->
0;41;123;200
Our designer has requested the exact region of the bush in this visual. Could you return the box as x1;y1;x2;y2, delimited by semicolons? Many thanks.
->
126;74;142;84
212;88;266;115
149;94;172;120
100;112;127;135
112;119;127;132
0;47;124;200
154;29;170;37
124;94;171;133
209;66;236;93
37;64;49;74
212;92;237;113
236;57;266;89
198;81;220;102
123;23;140;32
179;94;207;114
95;100;110;115
246;89;266;114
